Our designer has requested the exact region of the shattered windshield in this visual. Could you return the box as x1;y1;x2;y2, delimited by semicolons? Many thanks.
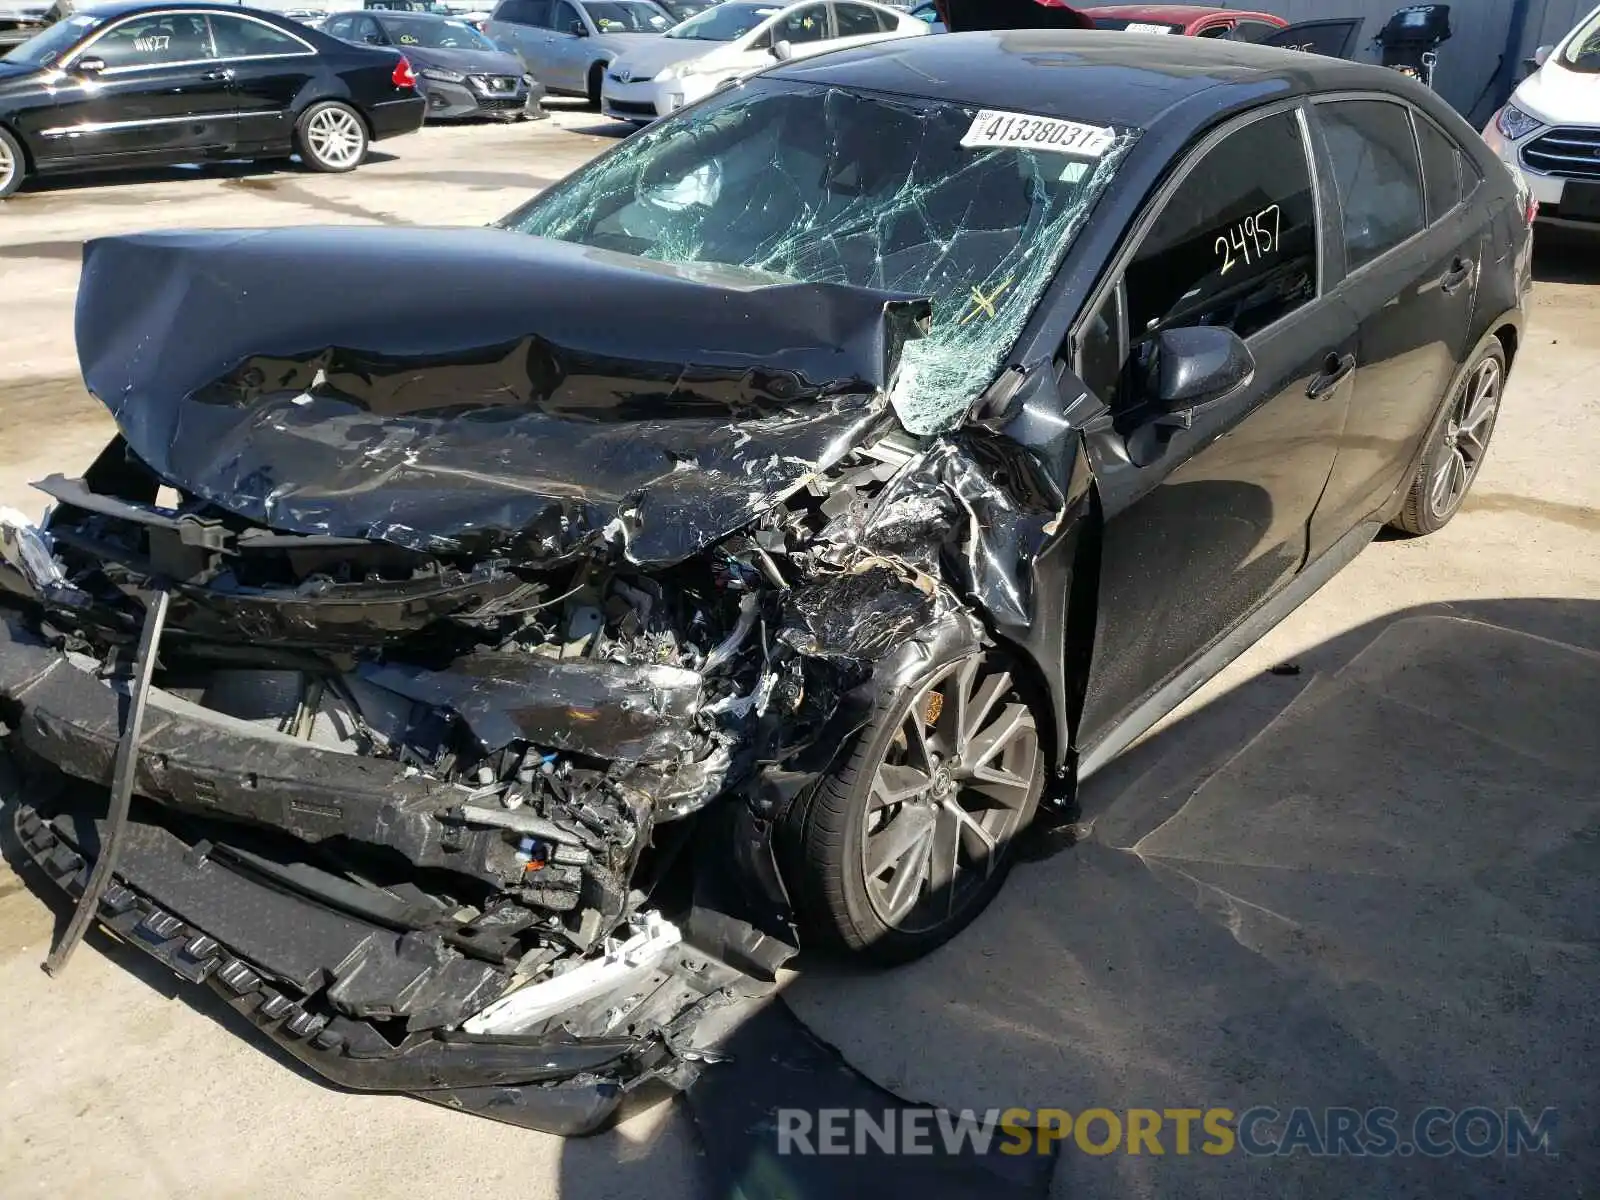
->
501;82;1136;434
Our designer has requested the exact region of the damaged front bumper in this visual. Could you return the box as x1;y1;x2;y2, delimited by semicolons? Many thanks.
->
8;798;720;1134
0;607;791;1134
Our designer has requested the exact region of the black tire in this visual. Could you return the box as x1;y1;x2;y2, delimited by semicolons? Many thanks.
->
1390;340;1506;536
294;100;369;174
587;62;604;108
0;126;26;199
791;650;1045;964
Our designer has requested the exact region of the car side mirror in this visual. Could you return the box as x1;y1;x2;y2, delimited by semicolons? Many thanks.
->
74;55;106;74
1533;42;1553;66
570;20;588;36
771;38;793;60
1147;326;1254;421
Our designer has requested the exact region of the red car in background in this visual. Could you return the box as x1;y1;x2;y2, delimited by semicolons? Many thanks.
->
931;3;1299;44
1084;4;1288;39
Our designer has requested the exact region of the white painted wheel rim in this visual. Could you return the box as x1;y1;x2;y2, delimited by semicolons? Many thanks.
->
306;107;365;169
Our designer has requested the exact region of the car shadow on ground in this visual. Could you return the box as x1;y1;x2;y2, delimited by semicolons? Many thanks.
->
1532;226;1600;284
8;152;402;203
559;596;1598;1199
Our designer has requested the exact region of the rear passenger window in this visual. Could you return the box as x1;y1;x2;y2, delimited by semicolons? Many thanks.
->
1415;115;1463;222
1123;109;1318;347
834;3;880;36
210;14;307;56
1318;99;1425;270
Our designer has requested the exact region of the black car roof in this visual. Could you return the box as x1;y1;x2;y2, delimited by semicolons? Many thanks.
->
69;0;298;18
769;30;1409;131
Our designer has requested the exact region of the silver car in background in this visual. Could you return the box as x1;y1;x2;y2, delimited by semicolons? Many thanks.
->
602;0;926;124
485;0;674;104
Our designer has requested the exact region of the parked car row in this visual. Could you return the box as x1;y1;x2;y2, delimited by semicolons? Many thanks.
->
2;0;1596;237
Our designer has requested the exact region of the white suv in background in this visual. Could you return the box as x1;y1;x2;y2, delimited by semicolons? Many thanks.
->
1483;2;1600;232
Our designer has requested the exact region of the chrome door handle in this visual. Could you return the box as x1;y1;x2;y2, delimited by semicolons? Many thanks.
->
1306;352;1356;400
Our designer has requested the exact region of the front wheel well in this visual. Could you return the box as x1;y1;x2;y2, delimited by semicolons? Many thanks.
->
1494;323;1518;370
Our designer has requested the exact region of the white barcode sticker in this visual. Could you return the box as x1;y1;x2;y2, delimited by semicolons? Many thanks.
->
960;110;1116;159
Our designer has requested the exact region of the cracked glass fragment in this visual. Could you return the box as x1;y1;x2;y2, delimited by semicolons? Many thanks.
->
503;81;1138;435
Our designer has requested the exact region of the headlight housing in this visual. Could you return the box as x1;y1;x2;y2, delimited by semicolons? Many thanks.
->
420;67;467;84
1495;103;1542;141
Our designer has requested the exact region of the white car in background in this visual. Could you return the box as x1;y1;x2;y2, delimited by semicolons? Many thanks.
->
1483;1;1600;232
601;0;926;124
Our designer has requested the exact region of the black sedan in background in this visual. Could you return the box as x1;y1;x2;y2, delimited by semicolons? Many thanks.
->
321;8;541;120
0;0;425;196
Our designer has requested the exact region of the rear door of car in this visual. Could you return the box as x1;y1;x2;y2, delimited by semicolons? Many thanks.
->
1303;95;1486;556
205;13;322;154
1070;102;1358;750
487;0;551;74
537;0;590;92
29;9;235;166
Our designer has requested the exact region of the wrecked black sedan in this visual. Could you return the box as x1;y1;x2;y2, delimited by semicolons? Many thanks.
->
0;32;1531;1134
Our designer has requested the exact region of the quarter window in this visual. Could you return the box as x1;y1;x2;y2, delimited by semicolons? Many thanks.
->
1317;99;1425;270
210;14;308;56
1123;109;1318;347
833;3;880;37
1414;114;1463;222
90;13;213;67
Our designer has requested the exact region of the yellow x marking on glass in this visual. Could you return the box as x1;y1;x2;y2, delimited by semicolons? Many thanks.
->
960;277;1014;325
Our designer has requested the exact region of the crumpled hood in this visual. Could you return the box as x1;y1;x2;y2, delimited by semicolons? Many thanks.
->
74;226;929;566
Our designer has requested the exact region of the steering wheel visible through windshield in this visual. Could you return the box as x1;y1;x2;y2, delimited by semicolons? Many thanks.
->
501;81;1136;434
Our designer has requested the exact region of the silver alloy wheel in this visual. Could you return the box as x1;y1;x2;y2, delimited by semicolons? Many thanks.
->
305;106;365;170
0;135;16;195
861;656;1039;934
1429;355;1502;518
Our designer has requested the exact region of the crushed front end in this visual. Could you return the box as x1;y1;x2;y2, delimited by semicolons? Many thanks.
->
0;226;967;1132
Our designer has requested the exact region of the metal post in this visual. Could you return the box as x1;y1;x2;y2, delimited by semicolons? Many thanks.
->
43;585;170;976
